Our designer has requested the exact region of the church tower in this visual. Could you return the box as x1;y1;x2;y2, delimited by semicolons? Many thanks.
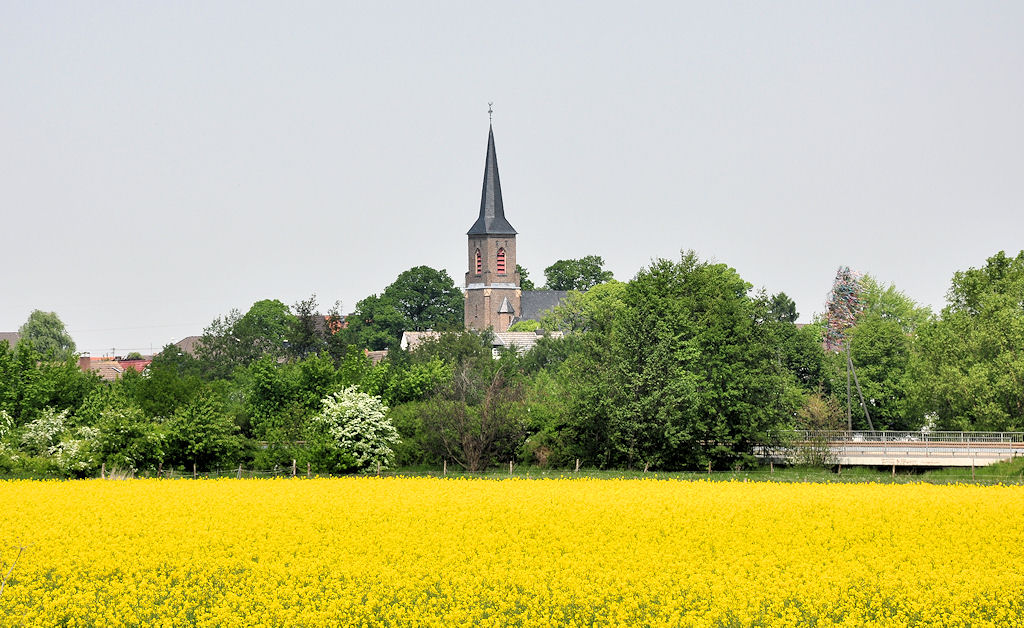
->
465;124;520;332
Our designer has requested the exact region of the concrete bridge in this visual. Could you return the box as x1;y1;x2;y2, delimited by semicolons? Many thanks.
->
764;431;1024;467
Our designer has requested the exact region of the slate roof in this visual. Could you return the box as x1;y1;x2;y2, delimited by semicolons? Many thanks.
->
520;290;571;322
467;125;517;236
0;332;19;349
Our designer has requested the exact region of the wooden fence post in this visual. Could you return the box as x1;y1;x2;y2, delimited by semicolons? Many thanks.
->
307;462;311;478
237;464;242;479
443;459;447;476
193;463;197;479
575;458;580;473
509;460;513;477
158;463;162;478
292;459;296;477
101;463;105;479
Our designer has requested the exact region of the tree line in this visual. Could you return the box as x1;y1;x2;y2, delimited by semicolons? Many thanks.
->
2;250;1023;477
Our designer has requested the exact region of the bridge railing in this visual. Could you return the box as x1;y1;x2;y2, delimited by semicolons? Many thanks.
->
780;430;1024;444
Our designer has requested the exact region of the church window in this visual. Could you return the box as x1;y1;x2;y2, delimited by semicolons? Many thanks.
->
475;249;482;274
496;248;506;274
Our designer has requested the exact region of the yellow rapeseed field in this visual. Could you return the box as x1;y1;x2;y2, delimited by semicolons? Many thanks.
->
0;477;1022;627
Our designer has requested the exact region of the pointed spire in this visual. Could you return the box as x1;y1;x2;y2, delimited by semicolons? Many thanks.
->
468;125;517;236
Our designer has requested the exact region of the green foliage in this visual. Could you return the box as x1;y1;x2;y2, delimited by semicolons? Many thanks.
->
125;345;205;419
18;310;76;359
543;255;614;291
517;264;535;290
165;392;247;470
345;266;464;350
540;280;626;333
610;251;799;470
197;299;297;377
0;341;99;425
911;251;1024;430
827;275;931;430
92;400;165;473
384;266;464;331
767;292;799;323
407;330;492;365
418;360;526;472
305;387;399;473
507;320;541;332
241;357;309;442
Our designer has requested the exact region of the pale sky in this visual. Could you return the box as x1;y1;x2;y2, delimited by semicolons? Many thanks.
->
2;2;1022;356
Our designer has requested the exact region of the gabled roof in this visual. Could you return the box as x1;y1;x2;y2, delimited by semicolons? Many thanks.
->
174;335;202;357
492;331;564;355
400;330;441;352
497;296;515;314
0;332;19;349
467;125;517;236
520;290;571;321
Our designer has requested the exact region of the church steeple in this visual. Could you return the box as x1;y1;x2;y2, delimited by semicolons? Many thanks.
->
467;125;517;236
464;120;521;332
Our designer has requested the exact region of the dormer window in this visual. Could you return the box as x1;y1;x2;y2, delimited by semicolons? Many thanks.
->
496;248;506;274
475;249;482;275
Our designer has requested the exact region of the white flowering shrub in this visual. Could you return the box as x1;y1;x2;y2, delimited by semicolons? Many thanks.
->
0;409;13;441
20;407;69;456
308;387;400;473
54;426;101;476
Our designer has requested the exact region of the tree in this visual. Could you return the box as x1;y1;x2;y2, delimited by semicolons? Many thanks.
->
18;310;76;359
345;266;464;350
910;251;1024;431
165;391;246;471
544;255;614;291
198;299;297;376
827;275;930;430
123;344;204;419
420;360;526;472
767;292;798;323
383;266;464;331
517;264;536;290
343;293;409;351
609;251;798;470
305;387;399;473
287;294;328;360
540;280;627;333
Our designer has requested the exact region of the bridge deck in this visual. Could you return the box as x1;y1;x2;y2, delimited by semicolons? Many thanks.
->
761;432;1024;467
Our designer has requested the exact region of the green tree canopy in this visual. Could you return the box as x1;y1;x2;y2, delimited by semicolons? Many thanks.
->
345;266;464;350
544;255;614;291
609;251;798;470
833;275;931;430
198;299;297;376
18;310;76;359
517;264;535;290
910;251;1024;431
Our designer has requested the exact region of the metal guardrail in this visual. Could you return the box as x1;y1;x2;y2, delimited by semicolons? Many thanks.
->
781;430;1024;444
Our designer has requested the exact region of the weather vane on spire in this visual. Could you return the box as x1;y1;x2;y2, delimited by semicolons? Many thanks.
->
488;102;493;123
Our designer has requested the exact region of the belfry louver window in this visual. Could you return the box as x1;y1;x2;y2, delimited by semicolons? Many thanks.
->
496;248;506;274
475;249;482;274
